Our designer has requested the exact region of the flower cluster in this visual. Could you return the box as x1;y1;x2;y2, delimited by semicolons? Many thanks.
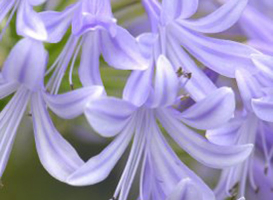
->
0;0;272;200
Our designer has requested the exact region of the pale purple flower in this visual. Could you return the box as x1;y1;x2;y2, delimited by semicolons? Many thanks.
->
0;38;105;182
142;0;260;83
62;55;253;200
207;54;273;199
40;0;148;94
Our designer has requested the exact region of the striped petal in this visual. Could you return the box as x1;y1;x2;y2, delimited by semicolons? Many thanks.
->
169;24;260;78
0;87;30;178
148;55;179;108
178;87;235;130
85;97;137;137
43;86;105;119
31;92;84;182
157;108;253;169
67;120;135;186
178;0;248;33
252;97;273;122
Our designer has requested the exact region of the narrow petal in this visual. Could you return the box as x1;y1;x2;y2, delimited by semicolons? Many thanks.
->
166;179;204;200
31;92;84;182
67;120;134;186
140;155;153;200
39;4;75;43
161;0;199;24
122;33;156;107
248;40;273;55
43;86;105;119
251;54;273;81
235;69;263;111
137;33;157;59
206;117;244;146
123;67;153;107
2;38;47;91
178;87;235;130
101;26;148;71
252;97;273;122
170;24;260;77
16;1;47;41
142;0;161;33
0;87;30;178
157;108;253;169
148;55;179;108
117;110;149;200
79;31;103;86
147;118;215;200
0;81;19;99
240;6;273;44
178;0;248;33
85;97;137;137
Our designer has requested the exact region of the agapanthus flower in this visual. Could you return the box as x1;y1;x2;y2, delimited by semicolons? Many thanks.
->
59;54;254;200
40;0;148;94
142;0;261;84
0;0;48;40
207;54;273;199
0;38;105;182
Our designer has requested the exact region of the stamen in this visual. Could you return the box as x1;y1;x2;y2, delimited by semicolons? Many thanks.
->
0;180;3;188
264;164;269;175
249;158;260;194
70;83;74;90
159;26;167;56
68;37;83;90
268;146;273;163
45;37;74;76
176;67;192;89
229;182;239;197
260;125;270;175
46;37;79;94
113;112;147;200
176;67;192;79
27;112;32;117
255;186;260;194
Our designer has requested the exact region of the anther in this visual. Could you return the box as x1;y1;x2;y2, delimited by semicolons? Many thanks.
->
180;94;190;101
176;67;192;79
229;182;239;197
264;165;269;175
255;186;260;194
70;83;74;90
27;112;32;117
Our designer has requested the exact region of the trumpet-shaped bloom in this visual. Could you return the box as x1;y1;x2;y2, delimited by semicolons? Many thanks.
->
0;38;104;182
40;0;148;94
64;55;253;200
